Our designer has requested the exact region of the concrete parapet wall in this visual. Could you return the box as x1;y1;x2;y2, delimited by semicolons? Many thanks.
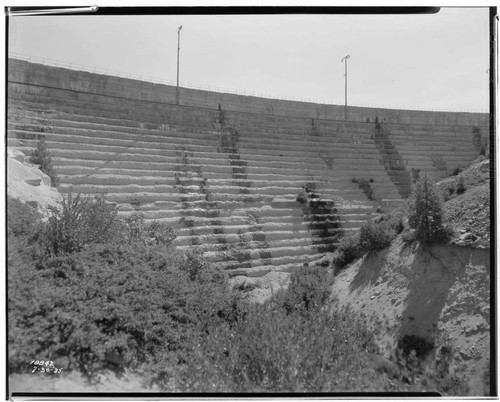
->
9;58;489;127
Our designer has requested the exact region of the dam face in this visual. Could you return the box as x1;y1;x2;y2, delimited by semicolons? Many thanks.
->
7;58;489;277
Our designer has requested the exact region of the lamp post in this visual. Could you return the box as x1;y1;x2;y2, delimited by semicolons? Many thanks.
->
176;25;183;104
341;54;350;121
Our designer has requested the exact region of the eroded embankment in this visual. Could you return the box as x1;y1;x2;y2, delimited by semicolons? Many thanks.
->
331;236;490;395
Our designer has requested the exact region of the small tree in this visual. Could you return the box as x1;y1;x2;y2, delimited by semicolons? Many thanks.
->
472;127;487;156
407;174;446;244
456;176;466;195
30;138;59;187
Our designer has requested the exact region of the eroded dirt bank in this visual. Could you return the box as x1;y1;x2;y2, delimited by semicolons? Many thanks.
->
331;235;490;395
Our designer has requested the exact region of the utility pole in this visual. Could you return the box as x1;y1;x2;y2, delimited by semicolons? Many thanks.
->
341;54;350;121
176;25;182;105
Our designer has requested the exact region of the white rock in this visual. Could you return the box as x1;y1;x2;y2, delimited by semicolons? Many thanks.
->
7;148;26;163
478;160;489;173
7;152;62;218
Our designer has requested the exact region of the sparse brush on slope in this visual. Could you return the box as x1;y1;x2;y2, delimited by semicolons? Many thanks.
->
332;212;404;273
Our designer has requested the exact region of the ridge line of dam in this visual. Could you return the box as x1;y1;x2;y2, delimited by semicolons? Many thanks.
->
8;79;489;130
8;58;488;128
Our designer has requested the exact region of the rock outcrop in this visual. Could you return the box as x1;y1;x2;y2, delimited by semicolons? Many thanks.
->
7;148;62;218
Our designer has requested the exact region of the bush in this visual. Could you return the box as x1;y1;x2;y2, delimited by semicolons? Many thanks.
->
397;335;434;359
456;176;466;195
123;213;176;247
331;234;361;272
332;216;397;273
281;265;333;314
354;178;375;201
407;174;446;244
8;241;232;380
43;193;121;255
7;197;41;238
177;287;379;392
359;221;393;251
29;138;59;187
7;194;231;381
296;189;308;204
394;218;405;234
472;127;487;156
401;229;416;243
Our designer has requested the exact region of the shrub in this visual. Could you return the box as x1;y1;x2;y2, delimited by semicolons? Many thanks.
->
8;241;232;380
7;197;41;238
359;220;392;251
177;296;379;392
43;193;121;255
456;176;466;195
123;213;176;247
29;138;59;187
355;178;375;201
281;265;333;314
394;218;404;234
472;127;487;156
407;174;446;244
296;189;308;204
411;168;421;184
397;335;434;359
401;229;416;243
332;211;405;273
331;234;361;272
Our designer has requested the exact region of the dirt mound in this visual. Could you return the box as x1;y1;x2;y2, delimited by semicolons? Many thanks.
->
331;236;490;395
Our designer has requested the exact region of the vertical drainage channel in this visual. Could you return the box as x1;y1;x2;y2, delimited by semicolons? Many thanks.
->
215;105;273;269
373;120;412;198
174;147;227;252
297;181;343;253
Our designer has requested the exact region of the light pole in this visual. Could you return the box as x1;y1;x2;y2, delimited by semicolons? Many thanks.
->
176;25;183;105
341;54;350;121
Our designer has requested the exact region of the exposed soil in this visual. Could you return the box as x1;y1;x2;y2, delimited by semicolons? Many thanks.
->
438;156;490;245
444;184;490;243
331;236;491;395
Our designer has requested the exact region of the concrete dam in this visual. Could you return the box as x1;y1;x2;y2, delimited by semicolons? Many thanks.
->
7;58;489;278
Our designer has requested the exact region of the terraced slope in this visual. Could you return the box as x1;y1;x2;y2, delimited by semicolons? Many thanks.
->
7;59;487;277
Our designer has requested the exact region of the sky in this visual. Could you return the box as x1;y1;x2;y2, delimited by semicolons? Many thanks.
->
7;7;491;112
